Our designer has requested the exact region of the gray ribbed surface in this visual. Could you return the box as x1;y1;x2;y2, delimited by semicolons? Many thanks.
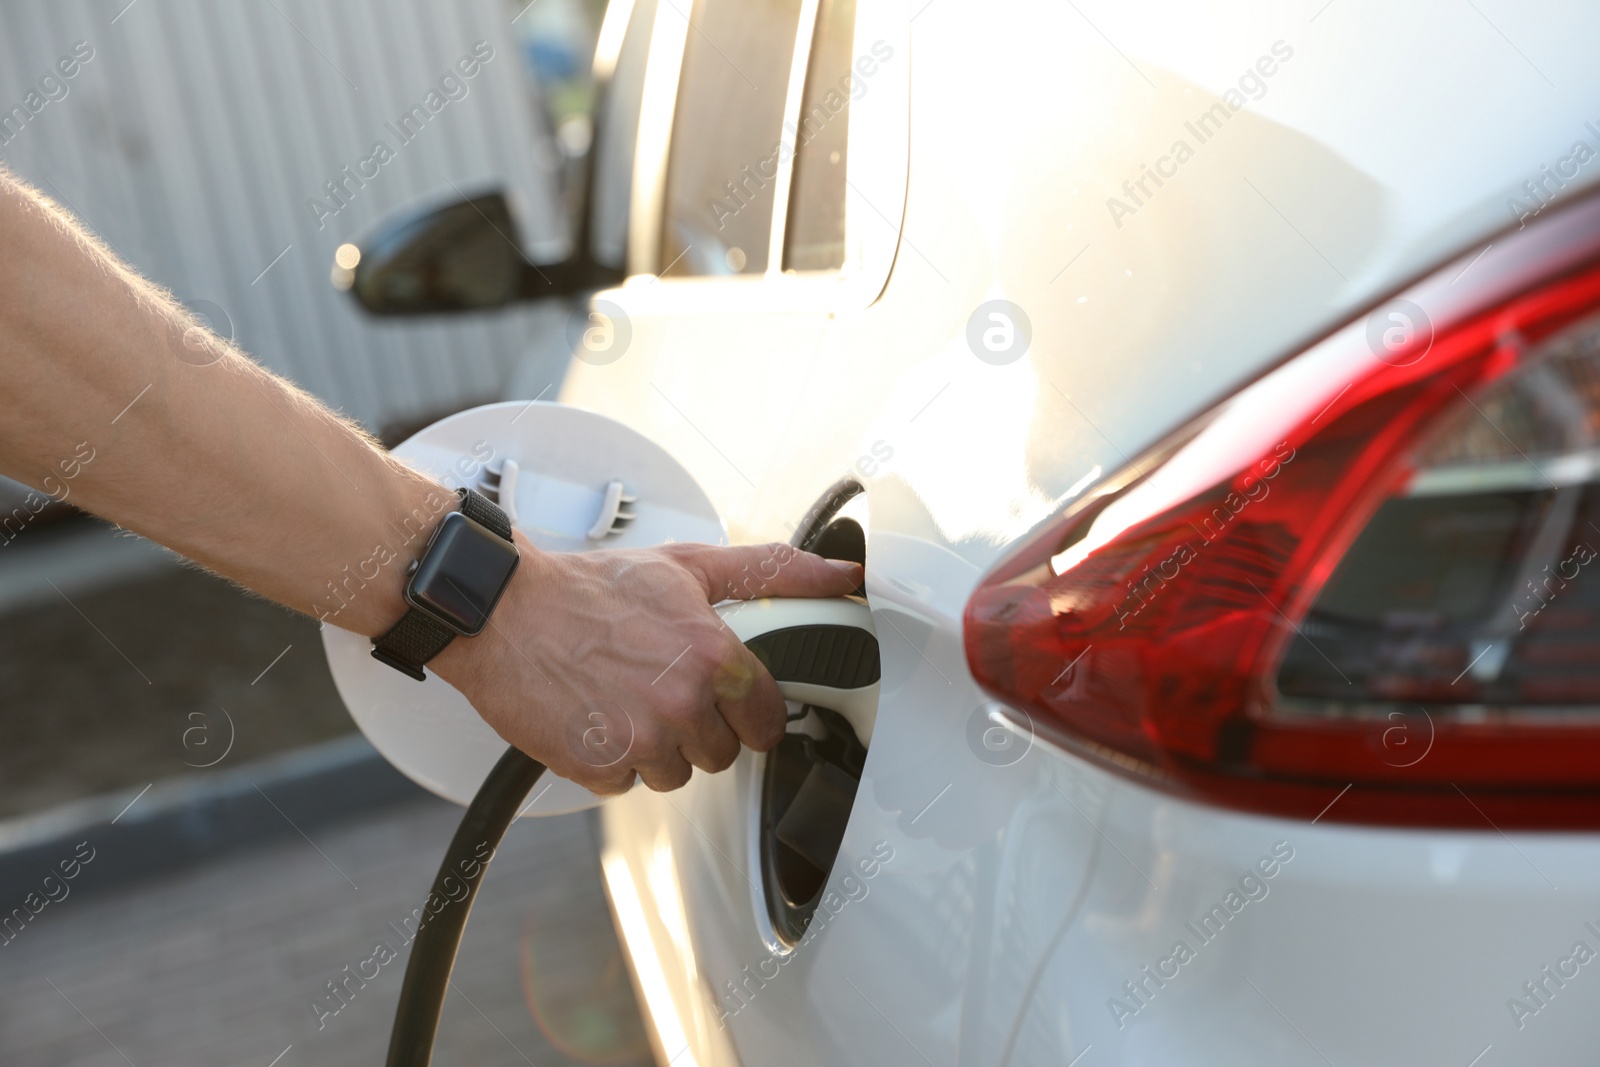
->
747;623;882;689
0;0;565;432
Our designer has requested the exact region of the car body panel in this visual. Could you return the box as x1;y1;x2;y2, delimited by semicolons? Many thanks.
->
1007;786;1600;1065
547;0;1600;1063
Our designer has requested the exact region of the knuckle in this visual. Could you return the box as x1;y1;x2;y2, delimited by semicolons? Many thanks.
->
631;721;669;760
656;689;705;732
659;542;706;575
713;654;759;703
585;770;636;796
708;741;739;773
691;640;727;674
645;762;693;793
750;713;787;752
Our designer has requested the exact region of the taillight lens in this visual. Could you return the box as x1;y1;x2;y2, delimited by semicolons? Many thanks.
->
966;194;1600;828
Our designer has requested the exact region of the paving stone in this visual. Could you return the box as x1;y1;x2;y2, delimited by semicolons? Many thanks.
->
0;797;653;1067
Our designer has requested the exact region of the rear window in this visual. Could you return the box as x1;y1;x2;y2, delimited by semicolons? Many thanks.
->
783;0;856;272
659;0;803;277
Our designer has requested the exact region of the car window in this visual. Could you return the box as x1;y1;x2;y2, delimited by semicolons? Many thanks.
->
590;0;657;270
659;0;804;277
783;0;856;273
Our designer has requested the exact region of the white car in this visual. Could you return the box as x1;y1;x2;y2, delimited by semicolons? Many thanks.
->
332;0;1600;1063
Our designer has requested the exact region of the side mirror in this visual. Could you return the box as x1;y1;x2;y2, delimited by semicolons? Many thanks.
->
332;191;528;316
333;4;641;316
333;187;625;316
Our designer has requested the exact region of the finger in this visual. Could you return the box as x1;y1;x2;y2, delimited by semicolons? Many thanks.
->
680;542;863;603
711;638;788;752
678;713;742;774
635;751;694;792
583;768;637;797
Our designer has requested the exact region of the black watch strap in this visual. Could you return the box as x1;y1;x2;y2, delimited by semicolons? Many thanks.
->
457;484;512;540
371;488;513;681
371;610;459;680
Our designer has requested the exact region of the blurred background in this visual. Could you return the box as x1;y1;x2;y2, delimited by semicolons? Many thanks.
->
0;1;653;1063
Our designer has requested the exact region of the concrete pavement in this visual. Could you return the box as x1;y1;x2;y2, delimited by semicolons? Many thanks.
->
0;795;652;1066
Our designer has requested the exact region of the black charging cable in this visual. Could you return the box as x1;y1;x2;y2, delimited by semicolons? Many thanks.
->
385;746;546;1067
384;617;875;1065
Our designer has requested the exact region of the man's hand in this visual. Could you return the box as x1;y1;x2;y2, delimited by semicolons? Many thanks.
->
431;539;862;794
0;172;860;797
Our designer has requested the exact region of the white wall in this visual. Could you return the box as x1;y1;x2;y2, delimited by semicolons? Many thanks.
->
0;0;567;435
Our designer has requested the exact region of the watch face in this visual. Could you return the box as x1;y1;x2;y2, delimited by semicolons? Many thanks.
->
407;512;520;635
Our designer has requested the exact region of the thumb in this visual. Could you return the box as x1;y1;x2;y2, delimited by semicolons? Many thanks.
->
680;542;862;603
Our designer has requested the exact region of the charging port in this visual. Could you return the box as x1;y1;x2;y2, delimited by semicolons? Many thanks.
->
759;481;874;944
761;705;869;943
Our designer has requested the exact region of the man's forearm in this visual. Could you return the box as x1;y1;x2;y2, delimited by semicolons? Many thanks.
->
0;172;441;636
0;169;866;796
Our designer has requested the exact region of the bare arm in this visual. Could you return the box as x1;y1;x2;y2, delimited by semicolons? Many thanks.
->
0;174;444;634
0;171;860;792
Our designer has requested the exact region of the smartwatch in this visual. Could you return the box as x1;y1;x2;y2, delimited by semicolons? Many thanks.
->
371;488;520;680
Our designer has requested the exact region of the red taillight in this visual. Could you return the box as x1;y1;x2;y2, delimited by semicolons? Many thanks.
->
966;193;1600;829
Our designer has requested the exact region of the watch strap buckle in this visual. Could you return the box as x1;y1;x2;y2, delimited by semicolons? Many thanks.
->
371;644;429;681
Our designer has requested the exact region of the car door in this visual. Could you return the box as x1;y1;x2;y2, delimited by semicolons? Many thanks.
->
502;2;1112;1064
550;1;938;1064
557;0;907;543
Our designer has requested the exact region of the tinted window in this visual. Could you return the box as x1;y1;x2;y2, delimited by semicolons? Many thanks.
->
660;0;803;276
783;0;856;272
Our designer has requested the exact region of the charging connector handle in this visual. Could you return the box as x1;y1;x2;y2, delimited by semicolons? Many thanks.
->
385;746;546;1067
384;597;877;1065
